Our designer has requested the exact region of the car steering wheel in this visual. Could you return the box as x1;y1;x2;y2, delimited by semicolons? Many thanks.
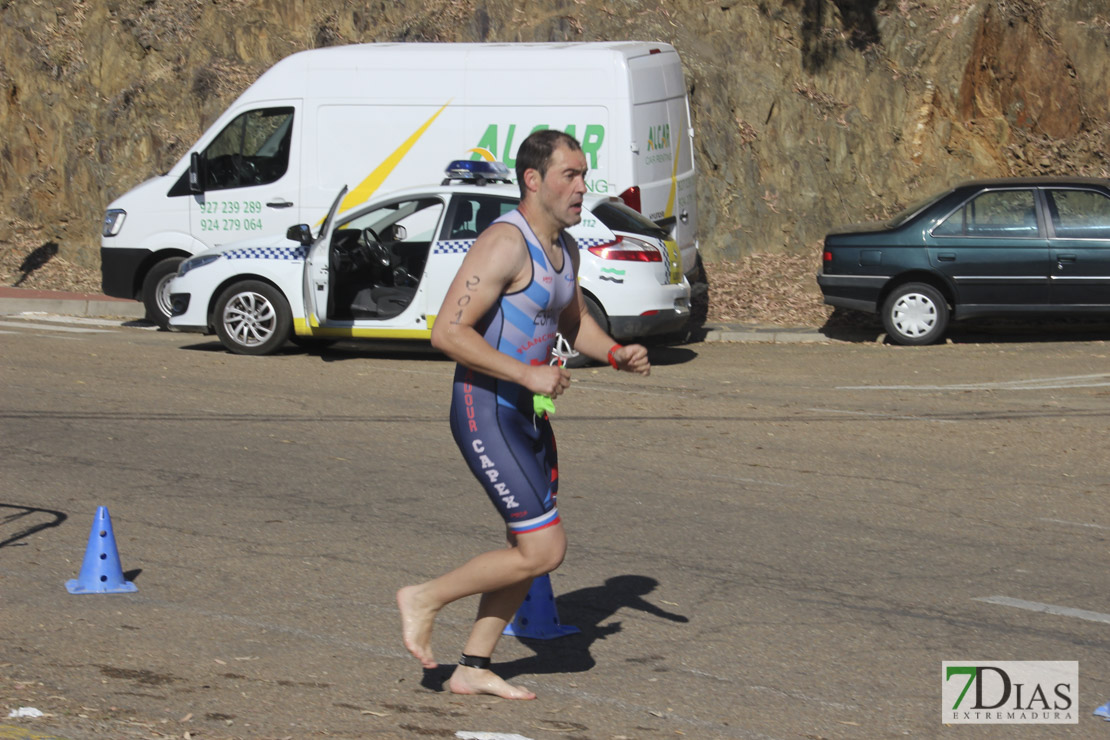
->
357;227;390;268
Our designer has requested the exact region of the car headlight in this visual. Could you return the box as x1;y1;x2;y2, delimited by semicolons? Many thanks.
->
177;253;222;277
102;209;126;237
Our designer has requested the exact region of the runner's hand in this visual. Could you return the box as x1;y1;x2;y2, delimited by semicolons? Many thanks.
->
613;344;650;376
524;364;572;398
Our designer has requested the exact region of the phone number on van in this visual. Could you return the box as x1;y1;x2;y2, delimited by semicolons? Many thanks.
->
200;200;264;215
200;218;265;232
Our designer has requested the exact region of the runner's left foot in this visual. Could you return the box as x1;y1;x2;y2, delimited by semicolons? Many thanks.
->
448;665;536;700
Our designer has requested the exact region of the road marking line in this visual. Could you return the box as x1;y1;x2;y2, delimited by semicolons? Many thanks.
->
1038;517;1110;531
808;407;957;423
838;373;1110;391
700;473;792;488
974;596;1110;625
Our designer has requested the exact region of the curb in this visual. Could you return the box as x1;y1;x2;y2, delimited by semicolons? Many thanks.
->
0;297;146;320
0;289;844;343
701;326;831;343
0;289;146;320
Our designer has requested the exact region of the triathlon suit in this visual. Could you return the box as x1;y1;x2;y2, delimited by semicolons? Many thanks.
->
449;209;577;535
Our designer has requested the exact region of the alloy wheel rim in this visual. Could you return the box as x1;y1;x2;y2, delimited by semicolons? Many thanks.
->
223;292;277;346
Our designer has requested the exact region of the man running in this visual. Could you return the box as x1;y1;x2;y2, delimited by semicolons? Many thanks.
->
396;130;651;700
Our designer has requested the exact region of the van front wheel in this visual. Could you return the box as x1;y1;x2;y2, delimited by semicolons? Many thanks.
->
214;281;292;355
142;256;184;329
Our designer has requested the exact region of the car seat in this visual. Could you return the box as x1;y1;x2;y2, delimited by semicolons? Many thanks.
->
450;201;478;239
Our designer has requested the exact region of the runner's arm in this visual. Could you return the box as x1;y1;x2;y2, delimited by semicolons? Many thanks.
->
557;239;650;375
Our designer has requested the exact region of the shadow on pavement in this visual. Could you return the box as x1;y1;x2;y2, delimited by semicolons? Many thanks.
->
819;309;1110;345
420;574;689;691
0;503;67;548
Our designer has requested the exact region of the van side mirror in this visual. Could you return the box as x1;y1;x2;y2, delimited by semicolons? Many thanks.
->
287;224;313;246
189;152;205;194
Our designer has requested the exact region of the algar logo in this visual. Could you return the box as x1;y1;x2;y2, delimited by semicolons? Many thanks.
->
471;124;605;169
647;123;671;152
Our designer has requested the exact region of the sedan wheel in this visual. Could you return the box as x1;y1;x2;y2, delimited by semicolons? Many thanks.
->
214;281;292;355
881;283;949;346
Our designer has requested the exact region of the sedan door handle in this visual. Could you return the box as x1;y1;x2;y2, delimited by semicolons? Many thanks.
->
266;199;295;209
1057;253;1077;263
937;252;957;262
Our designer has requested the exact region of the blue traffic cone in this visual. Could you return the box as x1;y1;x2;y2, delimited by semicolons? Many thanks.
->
503;574;580;639
65;506;137;594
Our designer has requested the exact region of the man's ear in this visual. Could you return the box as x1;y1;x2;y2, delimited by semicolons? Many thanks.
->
522;167;542;194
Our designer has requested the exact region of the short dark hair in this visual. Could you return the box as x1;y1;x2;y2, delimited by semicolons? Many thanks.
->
515;130;583;197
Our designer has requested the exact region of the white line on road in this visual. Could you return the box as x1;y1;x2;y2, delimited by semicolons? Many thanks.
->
974;596;1110;625
837;373;1110;391
1038;517;1110;531
808;407;957;423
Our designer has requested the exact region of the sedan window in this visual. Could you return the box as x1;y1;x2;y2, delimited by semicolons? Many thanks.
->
1046;189;1110;239
934;189;1038;238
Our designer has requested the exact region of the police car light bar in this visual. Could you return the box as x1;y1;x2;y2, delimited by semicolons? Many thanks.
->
442;159;513;186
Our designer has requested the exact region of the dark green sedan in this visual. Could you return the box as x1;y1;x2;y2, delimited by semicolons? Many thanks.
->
817;177;1110;345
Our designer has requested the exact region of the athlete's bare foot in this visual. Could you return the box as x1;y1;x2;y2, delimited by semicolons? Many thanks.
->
396;585;438;669
448;665;536;700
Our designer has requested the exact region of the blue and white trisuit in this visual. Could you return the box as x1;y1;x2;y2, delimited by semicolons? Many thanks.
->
448;209;578;534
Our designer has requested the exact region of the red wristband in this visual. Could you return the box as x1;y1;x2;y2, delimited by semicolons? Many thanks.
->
607;343;623;370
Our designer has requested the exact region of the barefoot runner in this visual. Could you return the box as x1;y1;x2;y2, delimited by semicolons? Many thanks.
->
396;130;651;699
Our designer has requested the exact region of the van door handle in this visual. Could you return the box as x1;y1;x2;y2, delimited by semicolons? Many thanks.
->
937;252;956;261
266;199;294;209
1057;253;1077;263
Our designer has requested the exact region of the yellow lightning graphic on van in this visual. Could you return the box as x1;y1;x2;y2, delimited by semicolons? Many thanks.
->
665;131;680;217
339;101;453;212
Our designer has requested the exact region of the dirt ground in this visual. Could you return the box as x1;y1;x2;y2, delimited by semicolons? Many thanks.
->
0;229;834;328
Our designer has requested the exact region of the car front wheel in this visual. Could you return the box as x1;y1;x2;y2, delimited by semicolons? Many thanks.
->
213;280;292;355
882;283;949;346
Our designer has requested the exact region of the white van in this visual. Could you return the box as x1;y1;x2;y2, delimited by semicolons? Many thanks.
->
99;41;700;327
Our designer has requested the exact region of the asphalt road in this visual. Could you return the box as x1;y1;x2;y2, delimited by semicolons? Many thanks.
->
2;315;1109;739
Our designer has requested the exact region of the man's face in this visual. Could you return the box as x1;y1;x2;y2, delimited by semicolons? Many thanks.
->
535;144;589;229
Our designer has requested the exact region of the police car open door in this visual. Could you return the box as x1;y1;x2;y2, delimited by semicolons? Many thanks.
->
304;186;347;328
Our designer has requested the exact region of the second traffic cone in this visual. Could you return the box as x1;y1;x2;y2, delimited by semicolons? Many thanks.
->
502;574;579;639
65;506;137;595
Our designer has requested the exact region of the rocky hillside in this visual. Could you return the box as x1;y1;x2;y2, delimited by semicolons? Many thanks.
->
2;0;1108;301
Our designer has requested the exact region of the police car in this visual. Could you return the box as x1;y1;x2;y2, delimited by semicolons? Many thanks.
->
168;161;691;356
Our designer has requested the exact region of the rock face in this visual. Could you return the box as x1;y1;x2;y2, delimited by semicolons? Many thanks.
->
1;0;1107;271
